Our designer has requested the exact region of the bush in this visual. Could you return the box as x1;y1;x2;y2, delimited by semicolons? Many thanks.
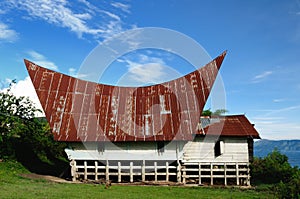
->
251;149;293;184
274;176;300;199
251;149;300;198
0;81;67;172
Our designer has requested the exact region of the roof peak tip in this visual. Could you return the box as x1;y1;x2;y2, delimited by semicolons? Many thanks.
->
214;50;227;70
23;59;31;68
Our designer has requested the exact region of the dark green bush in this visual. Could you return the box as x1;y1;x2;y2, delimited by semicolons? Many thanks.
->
251;149;300;198
0;81;67;168
251;149;294;184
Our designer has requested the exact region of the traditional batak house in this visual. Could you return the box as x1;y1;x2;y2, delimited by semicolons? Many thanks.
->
25;51;260;186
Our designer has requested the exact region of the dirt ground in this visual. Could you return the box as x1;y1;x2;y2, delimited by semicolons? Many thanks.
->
19;173;75;183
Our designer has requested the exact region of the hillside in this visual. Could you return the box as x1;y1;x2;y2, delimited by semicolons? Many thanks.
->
254;139;300;167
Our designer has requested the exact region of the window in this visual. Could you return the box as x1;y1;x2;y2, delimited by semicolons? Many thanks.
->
214;140;224;157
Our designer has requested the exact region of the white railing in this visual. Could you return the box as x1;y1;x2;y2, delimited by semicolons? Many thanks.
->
181;161;250;186
70;160;180;183
70;160;250;186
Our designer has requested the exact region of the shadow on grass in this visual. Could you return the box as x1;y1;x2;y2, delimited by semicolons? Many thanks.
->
15;143;70;179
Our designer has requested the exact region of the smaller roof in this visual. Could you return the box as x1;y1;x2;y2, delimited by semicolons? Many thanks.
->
197;115;260;139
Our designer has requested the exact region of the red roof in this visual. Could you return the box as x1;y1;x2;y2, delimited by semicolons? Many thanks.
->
197;115;260;138
25;51;226;142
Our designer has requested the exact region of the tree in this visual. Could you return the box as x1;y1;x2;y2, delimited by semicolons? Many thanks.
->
201;109;228;116
0;81;66;161
251;149;293;184
251;149;300;198
213;109;228;116
0;80;40;158
201;109;212;116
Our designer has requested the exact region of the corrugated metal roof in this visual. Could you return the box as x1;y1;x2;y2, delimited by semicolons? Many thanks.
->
25;51;227;142
198;115;260;138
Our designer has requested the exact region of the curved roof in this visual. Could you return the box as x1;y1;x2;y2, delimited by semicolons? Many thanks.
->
25;51;226;142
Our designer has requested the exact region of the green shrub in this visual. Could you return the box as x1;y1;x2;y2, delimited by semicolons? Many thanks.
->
251;149;300;198
0;81;67;169
251;149;293;184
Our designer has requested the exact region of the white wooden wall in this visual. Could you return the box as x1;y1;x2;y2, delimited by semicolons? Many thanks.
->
65;137;249;163
183;137;249;162
65;141;186;161
66;137;251;185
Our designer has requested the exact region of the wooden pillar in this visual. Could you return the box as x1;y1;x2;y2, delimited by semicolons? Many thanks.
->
154;162;157;182
247;163;250;186
118;162;121;183
210;163;213;185
142;160;145;182
177;161;181;183
166;161;169;182
95;161;98;181
84;161;87;180
236;163;239;186
198;163;202;185
176;142;181;183
182;165;186;184
105;160;109;182
70;159;77;182
224;163;227;186
130;162;133;183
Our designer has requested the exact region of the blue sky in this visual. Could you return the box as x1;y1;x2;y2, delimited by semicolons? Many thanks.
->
0;0;299;140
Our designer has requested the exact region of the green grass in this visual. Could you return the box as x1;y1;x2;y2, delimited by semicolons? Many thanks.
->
0;161;275;199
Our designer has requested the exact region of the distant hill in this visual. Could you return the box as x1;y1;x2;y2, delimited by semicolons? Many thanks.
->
254;139;300;167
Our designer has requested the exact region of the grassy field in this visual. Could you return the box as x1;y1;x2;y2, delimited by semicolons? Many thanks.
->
0;161;275;199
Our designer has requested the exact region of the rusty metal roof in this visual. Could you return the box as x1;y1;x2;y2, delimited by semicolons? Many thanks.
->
25;51;227;142
198;115;260;138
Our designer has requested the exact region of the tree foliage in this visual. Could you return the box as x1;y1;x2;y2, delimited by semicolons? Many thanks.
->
0;81;39;158
251;149;294;184
0;80;39;143
201;109;228;116
251;149;300;198
213;109;228;116
201;109;213;116
0;81;66;162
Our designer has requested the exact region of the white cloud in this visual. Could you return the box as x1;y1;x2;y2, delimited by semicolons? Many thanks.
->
116;53;181;86
265;105;300;115
0;22;18;42
111;2;131;13
27;50;58;70
252;71;273;83
116;61;181;87
68;67;77;76
76;0;127;39
3;0;131;40
273;98;286;103
67;67;89;79
10;0;104;37
128;63;170;84
252;105;300;139
101;10;121;21
1;76;45;117
253;120;300;140
102;28;143;52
